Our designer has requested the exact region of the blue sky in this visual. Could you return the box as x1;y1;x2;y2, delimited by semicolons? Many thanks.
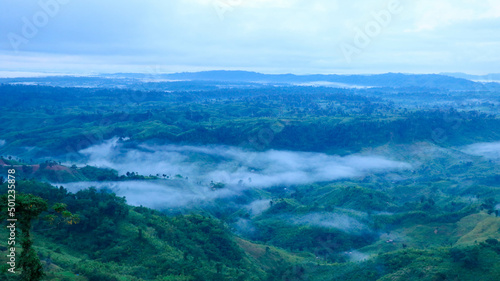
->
1;0;499;75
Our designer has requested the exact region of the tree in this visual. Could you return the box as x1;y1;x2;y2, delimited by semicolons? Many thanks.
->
450;247;480;268
1;193;78;281
13;194;48;281
43;202;81;228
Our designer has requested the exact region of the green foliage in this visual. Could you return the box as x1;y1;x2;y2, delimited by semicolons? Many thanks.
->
1;193;48;281
450;247;480;268
1;85;499;159
170;214;244;265
1;84;500;280
0;181;279;280
79;165;119;181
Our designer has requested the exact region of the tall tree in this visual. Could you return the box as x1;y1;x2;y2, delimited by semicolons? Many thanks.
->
16;194;48;281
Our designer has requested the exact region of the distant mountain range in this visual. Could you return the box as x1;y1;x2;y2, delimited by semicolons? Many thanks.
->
2;70;499;91
440;72;500;81
107;70;498;90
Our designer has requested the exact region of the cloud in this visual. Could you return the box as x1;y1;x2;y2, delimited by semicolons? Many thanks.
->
1;0;499;74
405;0;499;32
288;212;369;233
61;179;240;209
60;138;412;209
245;199;272;216
234;218;256;236
462;141;500;160
78;138;411;189
234;211;371;238
346;251;371;262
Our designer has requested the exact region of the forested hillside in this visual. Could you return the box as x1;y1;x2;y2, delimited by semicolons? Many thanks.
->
1;79;499;280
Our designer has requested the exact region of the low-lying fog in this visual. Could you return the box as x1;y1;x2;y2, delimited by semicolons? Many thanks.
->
61;138;411;210
462;141;500;160
55;138;500;246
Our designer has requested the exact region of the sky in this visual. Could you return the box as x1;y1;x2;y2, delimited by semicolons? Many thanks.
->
1;0;500;75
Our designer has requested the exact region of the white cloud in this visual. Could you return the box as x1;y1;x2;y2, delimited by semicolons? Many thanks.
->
407;0;500;32
61;180;239;209
78;138;411;189
288;212;369;233
0;0;498;74
64;139;411;209
245;199;272;216
462;141;500;160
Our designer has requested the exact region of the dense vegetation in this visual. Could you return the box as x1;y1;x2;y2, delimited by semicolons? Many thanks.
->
1;77;499;280
0;84;499;159
0;181;303;280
